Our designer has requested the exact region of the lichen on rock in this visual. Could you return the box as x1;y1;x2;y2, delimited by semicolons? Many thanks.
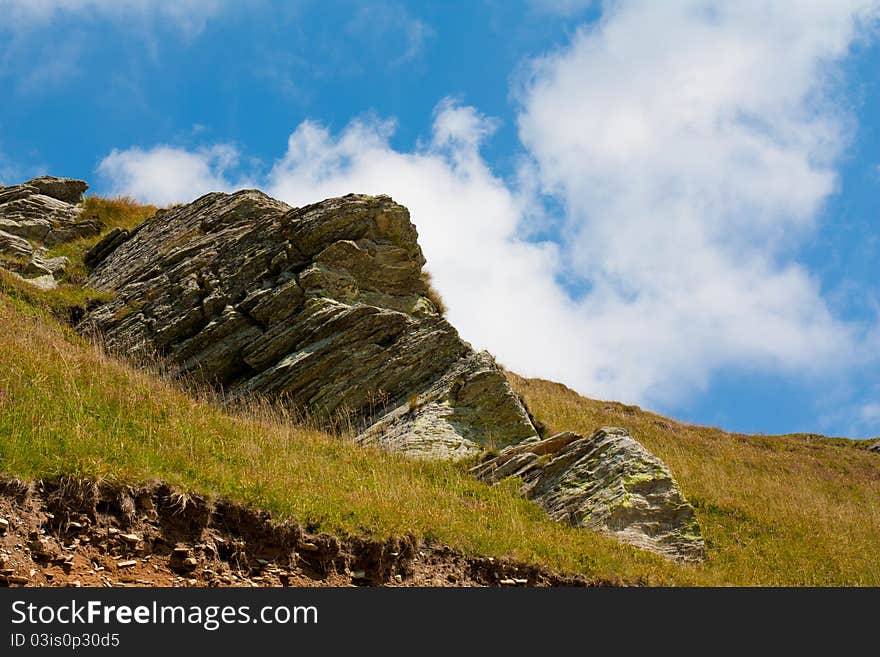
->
471;427;705;562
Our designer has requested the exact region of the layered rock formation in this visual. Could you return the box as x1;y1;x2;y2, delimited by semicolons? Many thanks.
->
0;176;97;289
471;427;705;561
84;191;538;459
76;186;704;561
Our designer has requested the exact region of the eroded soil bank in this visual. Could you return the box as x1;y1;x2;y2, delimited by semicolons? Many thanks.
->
0;477;613;588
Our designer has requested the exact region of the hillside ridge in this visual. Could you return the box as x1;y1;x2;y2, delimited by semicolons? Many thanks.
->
10;175;877;573
0;290;878;584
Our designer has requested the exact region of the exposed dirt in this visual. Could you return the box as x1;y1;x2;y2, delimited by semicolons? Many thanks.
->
0;477;612;588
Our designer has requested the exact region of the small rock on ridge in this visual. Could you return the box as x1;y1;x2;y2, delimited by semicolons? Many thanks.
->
26;176;89;205
472;427;705;562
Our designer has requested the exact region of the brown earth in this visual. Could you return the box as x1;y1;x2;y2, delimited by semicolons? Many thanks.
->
0;477;611;588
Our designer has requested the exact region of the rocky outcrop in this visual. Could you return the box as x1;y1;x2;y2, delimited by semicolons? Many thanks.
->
80;188;706;560
0;176;714;561
0;176;97;289
868;441;880;454
471;427;705;562
84;190;538;459
0;177;97;246
26;176;88;205
0;230;33;259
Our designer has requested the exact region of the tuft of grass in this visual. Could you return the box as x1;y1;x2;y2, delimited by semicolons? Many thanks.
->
81;195;158;230
420;270;447;316
509;375;880;586
48;196;158;285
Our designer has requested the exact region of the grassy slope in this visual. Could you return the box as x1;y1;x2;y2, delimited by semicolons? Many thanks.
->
0;197;877;585
0;297;674;584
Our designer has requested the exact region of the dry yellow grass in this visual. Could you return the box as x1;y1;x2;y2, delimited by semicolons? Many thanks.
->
48;196;158;286
419;270;447;316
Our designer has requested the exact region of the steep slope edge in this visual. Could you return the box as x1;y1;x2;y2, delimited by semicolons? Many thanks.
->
0;477;599;587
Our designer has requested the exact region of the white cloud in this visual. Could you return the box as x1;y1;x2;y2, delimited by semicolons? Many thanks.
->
0;0;227;34
97;1;880;411
513;0;879;402
97;144;247;205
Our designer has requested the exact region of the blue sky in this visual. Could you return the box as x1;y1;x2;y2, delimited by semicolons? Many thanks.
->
1;0;879;438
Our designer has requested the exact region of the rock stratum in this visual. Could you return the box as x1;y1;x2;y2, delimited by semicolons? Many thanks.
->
84;191;538;460
0;178;705;562
0;176;98;289
472;428;705;561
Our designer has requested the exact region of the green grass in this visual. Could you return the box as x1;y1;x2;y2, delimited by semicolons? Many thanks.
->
0;196;156;321
1;195;878;585
0;268;113;322
48;196;158;286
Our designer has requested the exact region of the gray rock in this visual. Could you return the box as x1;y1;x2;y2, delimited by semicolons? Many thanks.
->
24;252;69;277
471;427;705;562
44;218;103;247
357;351;538;459
26;176;88;204
15;273;57;290
868;441;880;454
0;230;33;259
84;190;538;458
0;179;98;252
84;227;131;270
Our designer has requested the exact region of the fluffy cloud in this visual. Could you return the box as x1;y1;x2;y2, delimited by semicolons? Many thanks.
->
513;0;880;401
97;144;246;205
97;1;880;412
